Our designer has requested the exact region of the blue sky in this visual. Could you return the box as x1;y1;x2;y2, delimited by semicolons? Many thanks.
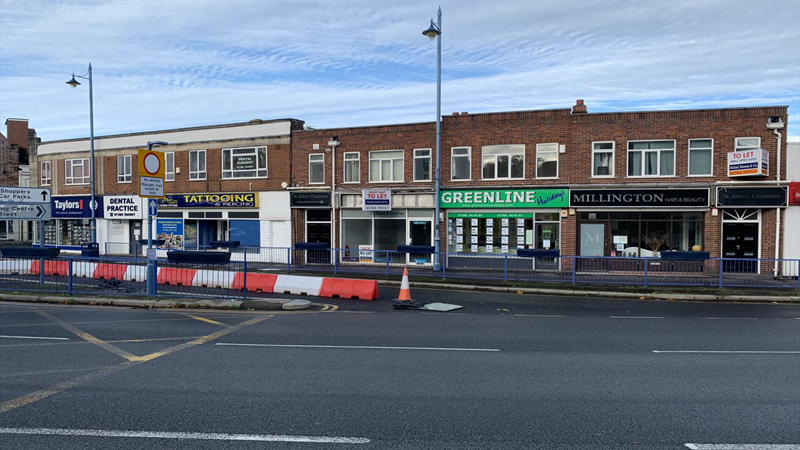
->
1;0;798;141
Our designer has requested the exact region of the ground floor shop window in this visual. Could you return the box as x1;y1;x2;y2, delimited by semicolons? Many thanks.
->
578;212;704;257
446;211;560;255
42;219;93;247
341;209;433;263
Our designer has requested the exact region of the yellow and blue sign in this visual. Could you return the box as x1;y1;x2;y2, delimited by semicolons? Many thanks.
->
158;192;258;209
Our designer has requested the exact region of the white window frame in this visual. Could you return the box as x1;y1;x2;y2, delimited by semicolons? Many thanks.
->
591;141;615;178
451;147;472;181
40;161;51;186
626;139;677;178
481;144;525;181
165;152;175;181
65;158;90;185
342;152;360;184
535;143;559;179
221;147;268;179
309;153;325;184
117;154;132;183
368;150;404;183
688;138;713;177
735;137;761;151
189;150;206;180
413;148;432;182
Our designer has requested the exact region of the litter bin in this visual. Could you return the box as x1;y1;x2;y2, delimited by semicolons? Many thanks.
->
81;242;99;258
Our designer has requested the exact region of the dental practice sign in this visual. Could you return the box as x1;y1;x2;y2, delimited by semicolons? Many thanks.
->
440;189;569;209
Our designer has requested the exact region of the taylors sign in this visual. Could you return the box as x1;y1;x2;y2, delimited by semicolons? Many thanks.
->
51;196;104;218
104;196;143;219
727;149;769;177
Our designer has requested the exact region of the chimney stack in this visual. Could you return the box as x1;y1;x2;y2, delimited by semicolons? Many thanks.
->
572;99;587;114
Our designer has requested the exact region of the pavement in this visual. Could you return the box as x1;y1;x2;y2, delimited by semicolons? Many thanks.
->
0;291;798;449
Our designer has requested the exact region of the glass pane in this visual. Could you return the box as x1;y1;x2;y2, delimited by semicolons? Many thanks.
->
118;157;124;175
341;219;372;259
415;149;430;157
370;160;380;181
611;221;639;257
645;151;658;175
392;159;403;181
166;153;174;172
344;153;358;160
372;150;402;159
74;164;83;179
126;156;131;174
381;160;391;181
580;223;605;256
482;155;496;179
593;152;611;175
414;157;430;180
660;150;674;175
453;148;469;155
628;151;641;176
453;157;469;180
258;148;267;169
537;152;557;178
345;161;359;182
672;220;703;251
511;155;524;178
310;162;323;183
594;142;613;150
640;221;671;257
689;149;712;175
484;145;523;155
374;219;406;251
497;155;509;178
736;138;759;148
630;140;674;150
537;143;558;153
198;153;205;171
190;153;197;172
536;223;559;249
690;139;712;149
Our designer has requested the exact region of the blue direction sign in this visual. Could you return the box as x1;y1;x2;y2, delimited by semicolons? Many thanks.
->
148;199;158;216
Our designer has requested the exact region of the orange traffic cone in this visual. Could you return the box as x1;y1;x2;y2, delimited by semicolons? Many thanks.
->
397;267;412;301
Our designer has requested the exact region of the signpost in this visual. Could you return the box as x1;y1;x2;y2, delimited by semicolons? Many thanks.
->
140;143;167;297
0;187;52;246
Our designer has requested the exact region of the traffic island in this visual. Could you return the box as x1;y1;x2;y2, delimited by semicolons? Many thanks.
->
0;293;312;311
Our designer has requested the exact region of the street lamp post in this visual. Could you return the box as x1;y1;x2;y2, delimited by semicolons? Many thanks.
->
423;8;442;271
66;64;97;245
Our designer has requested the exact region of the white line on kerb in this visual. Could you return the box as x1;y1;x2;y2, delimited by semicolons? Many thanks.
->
514;314;567;318
610;316;664;319
703;317;757;320
654;350;800;354
0;427;370;444
0;335;69;341
685;444;800;449
216;343;501;352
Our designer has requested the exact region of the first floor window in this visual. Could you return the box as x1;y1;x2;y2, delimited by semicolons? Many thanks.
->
40;161;51;185
688;139;713;176
451;147;471;180
343;152;360;183
165;152;175;181
309;153;324;184
735;137;760;151
222;147;267;178
536;143;558;178
65;158;90;185
117;155;132;183
413;149;431;181
592;142;614;177
482;144;524;179
627;140;675;177
189;150;206;180
369;150;404;182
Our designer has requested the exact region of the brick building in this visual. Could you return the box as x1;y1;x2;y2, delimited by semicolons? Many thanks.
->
291;101;791;273
1;119;38;242
33;119;302;252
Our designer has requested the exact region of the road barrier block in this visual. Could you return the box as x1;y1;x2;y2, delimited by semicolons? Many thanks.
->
94;263;127;280
232;273;277;293
124;264;148;281
193;269;235;289
0;259;31;274
157;268;197;286
320;278;379;300
31;260;70;276
274;274;323;296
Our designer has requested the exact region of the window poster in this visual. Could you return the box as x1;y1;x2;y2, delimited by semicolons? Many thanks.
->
456;218;463;226
470;235;478;244
457;235;464;243
502;228;509;236
471;244;479;252
486;227;494;235
485;218;494;226
471;219;478;226
517;218;525;226
456;227;463;235
501;245;509;253
486;245;494;253
471;227;478;234
501;218;509;227
486;236;493;244
517;227;525;235
456;244;463;252
501;236;509;244
517;236;525;244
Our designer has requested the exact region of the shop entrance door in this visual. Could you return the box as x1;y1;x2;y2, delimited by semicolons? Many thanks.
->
198;221;218;247
129;222;142;255
722;223;759;273
408;220;432;264
579;223;605;272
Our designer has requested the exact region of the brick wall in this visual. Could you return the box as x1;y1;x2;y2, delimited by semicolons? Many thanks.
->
0;133;16;186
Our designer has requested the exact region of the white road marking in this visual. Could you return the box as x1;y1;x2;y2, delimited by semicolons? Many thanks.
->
703;317;757;320
216;343;500;352
0;427;370;444
0;335;69;341
610;316;664;319
685;444;800;449
654;350;800;354
514;314;566;318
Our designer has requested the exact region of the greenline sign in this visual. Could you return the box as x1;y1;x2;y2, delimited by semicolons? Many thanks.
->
440;189;569;208
449;212;531;219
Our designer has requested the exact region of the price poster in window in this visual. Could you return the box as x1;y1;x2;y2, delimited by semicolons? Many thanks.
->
471;244;478;252
486;236;493;244
471;219;478;226
484;218;492;226
517;228;525;236
486;227;494;235
517;236;525;244
517;218;525;227
501;245;509;253
471;227;478;234
501;236;509;244
486;245;494;253
456;235;463;243
470;235;478;244
456;218;463;226
502;228;509;236
502;218;509;227
456;227;463;235
456;244;463;252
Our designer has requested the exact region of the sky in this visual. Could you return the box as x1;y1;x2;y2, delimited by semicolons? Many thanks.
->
1;0;799;142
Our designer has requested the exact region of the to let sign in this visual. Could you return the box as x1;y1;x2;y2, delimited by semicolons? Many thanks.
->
727;149;769;177
363;189;391;211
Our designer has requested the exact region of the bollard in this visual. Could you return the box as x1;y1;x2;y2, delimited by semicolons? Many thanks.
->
333;249;338;275
242;260;247;301
718;258;723;288
385;252;390;277
39;257;45;286
571;257;577;284
643;258;649;287
147;260;157;297
68;258;73;296
504;255;508;282
287;248;291;274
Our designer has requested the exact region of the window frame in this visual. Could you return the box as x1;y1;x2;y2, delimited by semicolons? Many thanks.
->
309;153;325;184
368;149;405;183
189;149;207;180
342;152;360;184
117;154;132;183
535;143;559;179
64;158;90;185
687;138;714;177
591;141;615;178
451;147;472;181
626;139;677;178
165;152;175;182
481;144;525;181
221;146;268;180
40;161;51;186
413;148;432;182
735;137;761;151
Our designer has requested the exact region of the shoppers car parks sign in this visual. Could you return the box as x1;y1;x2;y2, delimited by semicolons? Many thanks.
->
570;188;709;208
159;193;258;208
440;189;568;208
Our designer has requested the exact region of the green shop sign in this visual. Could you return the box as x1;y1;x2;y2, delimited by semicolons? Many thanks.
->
440;189;569;208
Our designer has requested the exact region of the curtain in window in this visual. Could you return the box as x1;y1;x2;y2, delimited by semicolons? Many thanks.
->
659;150;674;175
645;152;658;175
628;152;642;176
594;152;611;175
453;156;469;180
630;141;674;150
689;150;712;175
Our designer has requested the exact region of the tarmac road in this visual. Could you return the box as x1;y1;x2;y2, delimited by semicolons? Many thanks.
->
0;293;798;449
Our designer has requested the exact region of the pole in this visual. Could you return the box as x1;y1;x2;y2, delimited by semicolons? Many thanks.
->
433;6;442;272
88;63;96;243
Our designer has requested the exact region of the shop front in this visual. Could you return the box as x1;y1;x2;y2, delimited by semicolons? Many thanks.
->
44;196;104;249
101;195;145;254
570;188;710;258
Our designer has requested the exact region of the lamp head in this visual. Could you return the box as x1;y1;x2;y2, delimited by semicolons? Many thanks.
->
66;75;80;88
422;20;440;40
328;136;340;147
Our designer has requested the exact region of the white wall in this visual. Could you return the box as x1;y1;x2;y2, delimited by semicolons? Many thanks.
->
783;142;799;274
